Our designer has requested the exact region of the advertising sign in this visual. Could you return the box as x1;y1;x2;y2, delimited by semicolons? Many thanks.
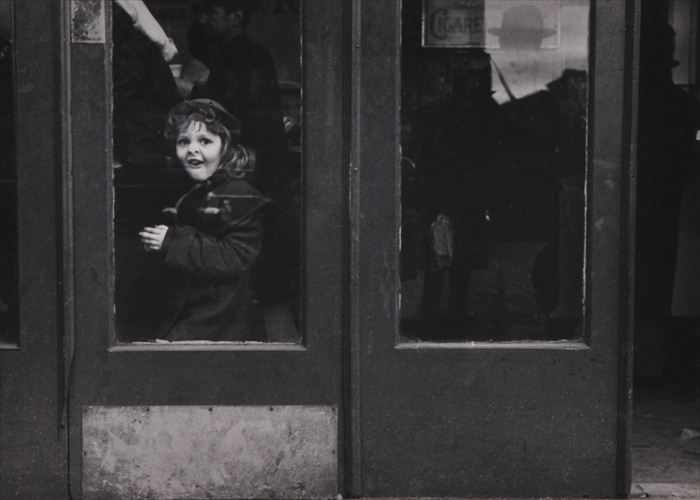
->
422;0;485;48
423;0;560;49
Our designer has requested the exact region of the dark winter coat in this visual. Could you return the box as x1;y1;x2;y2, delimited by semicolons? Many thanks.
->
157;165;268;341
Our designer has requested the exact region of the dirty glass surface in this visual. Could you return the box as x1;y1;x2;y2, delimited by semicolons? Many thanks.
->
400;0;589;342
0;0;16;347
113;0;302;344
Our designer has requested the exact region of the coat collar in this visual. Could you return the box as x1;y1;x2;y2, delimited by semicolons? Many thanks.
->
199;161;250;190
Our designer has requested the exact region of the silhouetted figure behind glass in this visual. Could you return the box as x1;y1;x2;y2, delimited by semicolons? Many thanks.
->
635;15;700;398
416;50;505;332
637;22;700;322
192;0;295;310
112;3;180;168
488;3;586;335
193;0;286;192
502;69;587;322
188;1;210;63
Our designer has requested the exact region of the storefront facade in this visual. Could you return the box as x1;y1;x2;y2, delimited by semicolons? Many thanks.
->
0;1;638;498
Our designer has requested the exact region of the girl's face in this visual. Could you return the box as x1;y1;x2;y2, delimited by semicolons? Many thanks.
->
176;121;225;182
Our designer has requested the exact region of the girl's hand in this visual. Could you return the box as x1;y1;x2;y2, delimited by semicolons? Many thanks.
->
139;225;169;252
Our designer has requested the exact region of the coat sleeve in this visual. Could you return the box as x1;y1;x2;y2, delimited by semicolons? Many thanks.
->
160;201;264;280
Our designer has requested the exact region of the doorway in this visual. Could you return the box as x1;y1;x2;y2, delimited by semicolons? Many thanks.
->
1;1;639;497
71;1;634;497
632;0;700;496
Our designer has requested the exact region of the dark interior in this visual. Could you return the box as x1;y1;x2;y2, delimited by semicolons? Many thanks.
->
111;0;303;343
632;0;700;492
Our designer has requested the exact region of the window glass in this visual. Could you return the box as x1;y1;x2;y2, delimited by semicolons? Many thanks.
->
114;0;302;344
0;0;16;346
400;0;589;341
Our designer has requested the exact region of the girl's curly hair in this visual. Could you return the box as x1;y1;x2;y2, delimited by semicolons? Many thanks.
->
164;99;253;178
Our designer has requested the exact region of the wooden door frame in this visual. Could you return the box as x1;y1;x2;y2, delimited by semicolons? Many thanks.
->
0;1;67;498
617;0;641;495
349;0;641;497
65;1;348;497
0;0;641;497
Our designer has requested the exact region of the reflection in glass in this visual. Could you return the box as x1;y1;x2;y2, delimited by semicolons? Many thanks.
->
0;0;16;346
400;0;588;341
114;0;302;343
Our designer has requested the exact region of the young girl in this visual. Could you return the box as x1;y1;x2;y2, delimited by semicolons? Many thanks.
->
139;98;268;341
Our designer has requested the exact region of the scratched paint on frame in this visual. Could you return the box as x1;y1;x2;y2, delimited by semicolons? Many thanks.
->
71;0;105;43
82;405;337;499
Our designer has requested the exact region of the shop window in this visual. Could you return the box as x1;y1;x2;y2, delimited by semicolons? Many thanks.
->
400;0;589;341
113;0;302;344
0;0;16;347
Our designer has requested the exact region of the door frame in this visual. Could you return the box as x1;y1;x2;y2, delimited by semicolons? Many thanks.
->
64;0;348;498
0;1;67;498
0;0;641;497
618;0;642;495
349;0;641;497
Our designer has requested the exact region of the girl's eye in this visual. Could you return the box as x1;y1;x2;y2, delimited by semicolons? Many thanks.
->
176;138;189;146
200;138;212;145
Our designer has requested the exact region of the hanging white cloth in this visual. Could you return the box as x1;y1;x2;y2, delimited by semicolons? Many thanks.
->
114;0;178;61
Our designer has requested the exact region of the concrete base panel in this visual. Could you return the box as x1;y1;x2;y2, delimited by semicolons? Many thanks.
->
82;405;337;499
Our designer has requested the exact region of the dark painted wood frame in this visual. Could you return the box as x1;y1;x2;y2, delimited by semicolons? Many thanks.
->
350;0;639;497
66;0;347;497
0;1;67;499
618;0;641;495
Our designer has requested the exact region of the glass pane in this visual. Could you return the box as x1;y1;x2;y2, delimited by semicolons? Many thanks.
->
400;0;588;341
114;0;302;344
0;0;16;346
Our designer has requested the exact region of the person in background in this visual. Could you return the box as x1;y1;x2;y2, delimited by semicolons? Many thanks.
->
115;0;178;62
191;0;296;311
415;49;505;331
635;15;700;454
113;0;181;168
636;22;700;332
192;0;286;193
187;1;211;63
174;1;212;98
